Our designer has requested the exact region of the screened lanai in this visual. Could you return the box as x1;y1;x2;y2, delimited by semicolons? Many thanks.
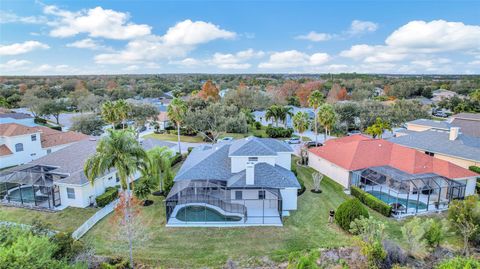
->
0;165;63;209
351;166;466;217
165;179;283;226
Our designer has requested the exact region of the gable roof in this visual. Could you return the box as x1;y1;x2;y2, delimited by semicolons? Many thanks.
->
0;112;33;120
228;136;292;156
389;130;480;162
175;144;232;181
228;162;300;189
0;123;40;136
309;135;477;179
0;144;13;156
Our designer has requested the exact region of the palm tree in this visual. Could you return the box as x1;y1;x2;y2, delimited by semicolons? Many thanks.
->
145;146;174;194
115;99;131;129
278;106;293;127
84;128;147;268
366;117;391;139
167;98;187;154
292;111;310;143
265;105;280;127
101;101;119;128
308;90;324;144
318;103;337;140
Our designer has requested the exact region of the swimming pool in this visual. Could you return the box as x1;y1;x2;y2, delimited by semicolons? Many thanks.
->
367;190;428;211
7;186;49;204
175;205;243;222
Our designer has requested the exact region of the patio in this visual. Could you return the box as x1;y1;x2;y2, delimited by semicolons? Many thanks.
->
351;166;466;217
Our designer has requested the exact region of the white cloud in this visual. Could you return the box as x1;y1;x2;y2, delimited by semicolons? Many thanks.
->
95;19;236;64
209;49;264;69
33;64;73;74
0;41;49;56
0;59;32;73
66;38;110;50
295;31;332;42
123;65;139;71
44;5;151;40
258;50;330;69
347;20;378;35
385;20;480;52
170;58;202;67
0;11;47;24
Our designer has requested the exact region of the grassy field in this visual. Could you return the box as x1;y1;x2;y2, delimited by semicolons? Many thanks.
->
144;133;204;143
0;206;97;232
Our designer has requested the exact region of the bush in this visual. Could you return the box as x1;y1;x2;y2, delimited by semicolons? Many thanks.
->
468;165;480;174
34;117;47;124
100;256;130;269
351;186;392;217
254;121;262;130
170;153;183;166
335;198;369;231
50;232;85;261
436;256;480;269
96;187;118;207
163;170;174;194
187;147;194;154
49;125;62;131
266;126;294;138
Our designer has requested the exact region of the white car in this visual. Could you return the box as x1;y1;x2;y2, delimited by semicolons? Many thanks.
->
285;137;301;144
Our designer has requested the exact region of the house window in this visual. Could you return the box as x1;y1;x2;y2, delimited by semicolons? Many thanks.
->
115;174;120;182
248;157;258;162
258;190;266;200
235;191;242;200
66;188;75;199
425;151;434;157
108;176;113;181
15;143;23;152
47;149;52;154
31;134;37;141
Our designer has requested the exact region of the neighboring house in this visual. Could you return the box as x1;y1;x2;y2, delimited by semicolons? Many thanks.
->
308;135;477;216
0;123;88;169
253;106;315;128
404;113;480;138
0;112;36;126
155;112;170;131
374;87;384;97
165;136;299;226
430;89;458;103
219;88;231;98
0;138;174;210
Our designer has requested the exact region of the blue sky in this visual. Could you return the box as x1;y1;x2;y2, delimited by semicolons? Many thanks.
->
1;0;479;75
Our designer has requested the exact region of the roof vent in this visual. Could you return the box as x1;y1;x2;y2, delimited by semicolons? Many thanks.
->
246;161;255;185
449;127;460;141
89;137;97;141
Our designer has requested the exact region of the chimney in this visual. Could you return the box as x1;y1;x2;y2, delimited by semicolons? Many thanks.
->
449;127;460;141
246;162;255;185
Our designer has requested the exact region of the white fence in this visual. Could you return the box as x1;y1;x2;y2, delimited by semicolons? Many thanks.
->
72;199;119;240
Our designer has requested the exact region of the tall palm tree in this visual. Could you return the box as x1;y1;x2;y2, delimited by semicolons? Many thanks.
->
265;105;280;127
308;90;324;144
318;103;337;141
292;111;310;143
115;99;131;129
167;98;187;154
278;106;293;127
84;128;147;268
145;146;174;193
101;101;119;128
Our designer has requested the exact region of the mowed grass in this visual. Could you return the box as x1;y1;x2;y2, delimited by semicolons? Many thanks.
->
83;162;354;268
144;133;204;143
0;205;97;232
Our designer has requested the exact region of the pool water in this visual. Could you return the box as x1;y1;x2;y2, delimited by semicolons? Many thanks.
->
368;191;428;210
176;206;242;222
8;187;48;203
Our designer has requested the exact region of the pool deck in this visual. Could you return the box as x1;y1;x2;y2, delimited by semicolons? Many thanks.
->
167;203;283;227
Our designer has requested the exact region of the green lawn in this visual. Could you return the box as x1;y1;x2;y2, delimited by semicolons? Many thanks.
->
144;133;204;143
0;206;98;232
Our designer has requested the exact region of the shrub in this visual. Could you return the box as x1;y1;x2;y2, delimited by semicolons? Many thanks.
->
170;153;183;166
423;219;447;248
351;186;392;217
436;256;480;269
187;147;194;154
468;165;480;174
49;125;62;131
96;187;118;207
50;232;85;261
254;121;262;130
163;170;174;194
266;126;294;138
34;117;47;124
335;198;369;231
100;256;130;269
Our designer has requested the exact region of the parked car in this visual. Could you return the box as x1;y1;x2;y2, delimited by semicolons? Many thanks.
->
347;130;361;136
433;111;448;118
285;137;301;144
220;136;234;142
305;141;323;148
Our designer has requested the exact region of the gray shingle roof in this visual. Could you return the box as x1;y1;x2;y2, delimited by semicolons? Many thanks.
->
228;163;300;189
228;136;292;156
389;130;480;162
407;119;450;130
450;118;480;137
175;144;232;181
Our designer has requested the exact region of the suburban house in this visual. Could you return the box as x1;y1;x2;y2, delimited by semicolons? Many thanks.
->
165;136;300;226
391;114;480;168
0;137;173;210
155;111;170;131
253;106;315;128
430;89;460;103
0;123;88;169
308;135;477;216
0;111;36;126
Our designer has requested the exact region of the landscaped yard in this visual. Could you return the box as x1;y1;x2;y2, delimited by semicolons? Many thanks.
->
0;205;98;232
144;133;204;143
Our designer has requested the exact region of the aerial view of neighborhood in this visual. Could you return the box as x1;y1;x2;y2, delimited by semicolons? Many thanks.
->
0;0;479;268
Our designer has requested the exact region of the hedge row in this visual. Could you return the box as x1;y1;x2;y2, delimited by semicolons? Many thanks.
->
351;186;392;217
34;117;47;124
265;126;293;138
468;165;480;174
96;187;118;207
170;153;183;167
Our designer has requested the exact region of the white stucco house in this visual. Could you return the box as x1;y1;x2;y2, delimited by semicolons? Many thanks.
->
0;137;172;210
0;123;88;169
165;136;300;227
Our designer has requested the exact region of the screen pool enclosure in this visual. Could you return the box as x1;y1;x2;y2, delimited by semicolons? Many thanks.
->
351;166;466;216
165;179;283;225
0;165;63;209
